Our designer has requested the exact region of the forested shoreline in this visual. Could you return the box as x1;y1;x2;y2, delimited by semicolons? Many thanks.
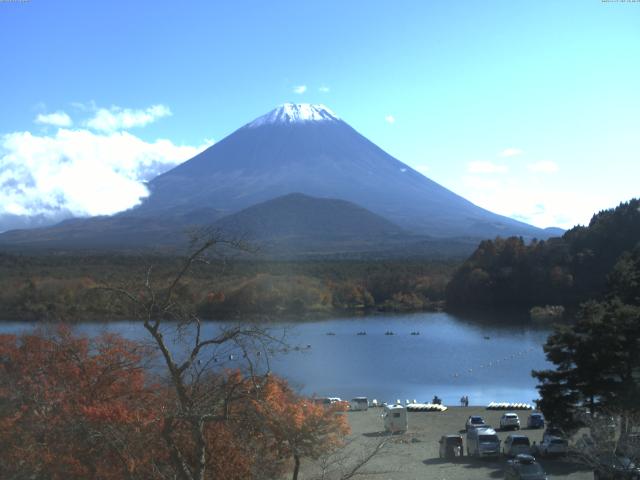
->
3;199;638;323
0;254;455;321
446;199;640;313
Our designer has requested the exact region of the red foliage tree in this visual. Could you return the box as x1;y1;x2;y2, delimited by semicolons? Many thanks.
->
0;327;163;479
0;328;350;480
252;376;351;480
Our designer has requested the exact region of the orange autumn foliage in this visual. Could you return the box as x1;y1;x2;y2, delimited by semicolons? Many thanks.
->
252;376;351;478
0;330;351;480
0;327;163;479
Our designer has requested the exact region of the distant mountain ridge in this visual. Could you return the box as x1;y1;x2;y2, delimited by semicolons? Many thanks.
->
0;103;557;254
0;193;481;258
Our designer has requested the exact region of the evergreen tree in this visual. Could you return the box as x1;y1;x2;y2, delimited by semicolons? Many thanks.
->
532;300;640;435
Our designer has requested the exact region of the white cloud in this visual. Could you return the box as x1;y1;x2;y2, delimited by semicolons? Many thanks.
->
35;111;73;127
318;86;330;93
85;104;172;132
467;161;508;174
385;115;395;124
527;160;559;173
293;85;307;94
454;175;619;229
500;147;523;157
0;124;211;222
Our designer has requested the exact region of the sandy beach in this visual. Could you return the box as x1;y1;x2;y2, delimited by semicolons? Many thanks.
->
300;406;593;480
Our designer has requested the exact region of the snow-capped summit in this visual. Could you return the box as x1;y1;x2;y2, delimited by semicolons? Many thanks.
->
246;103;340;128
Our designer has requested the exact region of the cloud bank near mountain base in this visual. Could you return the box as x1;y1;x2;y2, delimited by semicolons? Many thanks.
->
0;104;211;231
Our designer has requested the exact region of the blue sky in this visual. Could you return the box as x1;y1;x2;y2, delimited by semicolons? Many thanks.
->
1;0;639;229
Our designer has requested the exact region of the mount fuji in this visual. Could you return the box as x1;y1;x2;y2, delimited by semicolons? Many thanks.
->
136;103;543;237
0;103;552;254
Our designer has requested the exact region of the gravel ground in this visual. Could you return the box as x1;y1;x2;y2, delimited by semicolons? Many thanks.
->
299;406;593;480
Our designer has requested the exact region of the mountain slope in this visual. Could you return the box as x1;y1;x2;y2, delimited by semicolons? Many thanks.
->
136;103;545;238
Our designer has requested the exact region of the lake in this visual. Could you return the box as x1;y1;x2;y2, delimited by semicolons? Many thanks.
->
0;311;553;407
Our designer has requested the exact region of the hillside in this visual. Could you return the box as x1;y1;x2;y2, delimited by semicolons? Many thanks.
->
445;198;640;311
212;193;408;254
215;193;403;240
0;193;480;258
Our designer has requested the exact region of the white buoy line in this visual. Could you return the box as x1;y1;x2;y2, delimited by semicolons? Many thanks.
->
449;345;537;379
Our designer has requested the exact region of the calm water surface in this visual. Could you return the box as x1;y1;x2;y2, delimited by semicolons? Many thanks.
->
0;312;552;406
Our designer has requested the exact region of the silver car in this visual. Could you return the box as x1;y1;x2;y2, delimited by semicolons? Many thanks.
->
465;415;487;431
500;412;521;431
503;434;531;457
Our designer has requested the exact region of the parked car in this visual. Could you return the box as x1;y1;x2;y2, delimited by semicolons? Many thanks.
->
438;435;464;459
503;434;532;457
465;415;488;431
538;435;569;456
593;453;640;479
504;454;549;480
467;427;500;457
527;412;545;429
500;412;521;430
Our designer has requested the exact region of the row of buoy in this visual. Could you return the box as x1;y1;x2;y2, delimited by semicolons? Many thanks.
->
212;354;240;362
487;402;533;410
213;344;312;362
325;331;422;336
449;346;537;379
292;344;312;351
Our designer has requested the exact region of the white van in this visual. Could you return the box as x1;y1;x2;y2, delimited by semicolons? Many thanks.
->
383;404;407;432
350;397;369;411
466;427;500;457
